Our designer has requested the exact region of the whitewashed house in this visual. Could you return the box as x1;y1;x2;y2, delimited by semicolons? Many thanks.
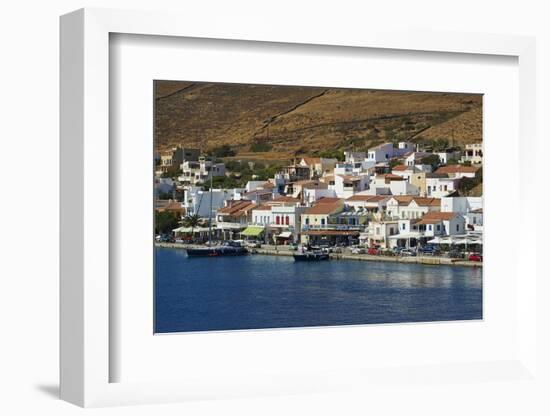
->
385;196;440;220
440;196;482;213
366;220;399;248
415;211;466;236
367;143;394;163
183;186;242;218
333;174;370;199
179;158;226;185
461;143;483;164
426;176;460;197
435;165;479;179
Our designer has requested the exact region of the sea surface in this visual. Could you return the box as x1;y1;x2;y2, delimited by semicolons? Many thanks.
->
154;247;482;333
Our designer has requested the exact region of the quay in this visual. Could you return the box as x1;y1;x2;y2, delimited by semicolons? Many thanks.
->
155;243;481;268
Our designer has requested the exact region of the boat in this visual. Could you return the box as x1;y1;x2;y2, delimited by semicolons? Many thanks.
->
293;248;330;262
185;240;248;257
184;164;248;258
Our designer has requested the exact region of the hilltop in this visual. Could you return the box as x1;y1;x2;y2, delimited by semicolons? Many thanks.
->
155;81;482;162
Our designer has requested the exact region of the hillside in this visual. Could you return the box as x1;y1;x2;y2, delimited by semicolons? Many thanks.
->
154;81;482;162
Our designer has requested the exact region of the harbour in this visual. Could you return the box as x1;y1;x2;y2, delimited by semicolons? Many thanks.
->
155;242;481;267
154;246;482;333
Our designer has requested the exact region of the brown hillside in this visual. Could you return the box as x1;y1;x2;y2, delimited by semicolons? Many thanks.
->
154;81;482;159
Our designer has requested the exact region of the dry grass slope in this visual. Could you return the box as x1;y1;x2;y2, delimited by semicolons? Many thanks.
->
155;81;482;161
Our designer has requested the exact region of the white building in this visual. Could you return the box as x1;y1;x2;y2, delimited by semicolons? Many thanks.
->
435;165;479;179
385;196;440;220
333;174;370;199
440;196;482;213
461;143;483;164
183;186;242;218
426;176;460;197
367;143;394;163
179;158;226;185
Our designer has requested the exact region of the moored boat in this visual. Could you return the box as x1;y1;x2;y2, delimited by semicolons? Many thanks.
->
185;240;248;257
293;250;329;261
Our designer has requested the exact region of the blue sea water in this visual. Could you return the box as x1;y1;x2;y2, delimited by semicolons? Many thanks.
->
154;247;482;333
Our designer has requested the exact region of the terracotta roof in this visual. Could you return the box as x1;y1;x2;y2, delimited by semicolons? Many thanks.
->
436;165;479;174
416;211;458;224
315;197;342;204
471;208;483;213
377;173;404;181
155;200;185;212
304;201;343;215
292;180;328;189
271;195;301;203
217;200;256;215
411;197;441;207
392;165;411;172
346;195;387;202
253;204;272;211
390;195;415;206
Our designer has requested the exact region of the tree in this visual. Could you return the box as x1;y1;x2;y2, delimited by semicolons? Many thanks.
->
209;144;236;158
155;211;180;235
420;154;441;170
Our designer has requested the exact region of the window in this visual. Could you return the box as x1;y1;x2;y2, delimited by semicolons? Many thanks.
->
401;223;405;230
428;225;432;231
456;224;460;232
276;216;280;225
321;218;326;226
437;224;441;231
305;218;309;225
285;216;290;225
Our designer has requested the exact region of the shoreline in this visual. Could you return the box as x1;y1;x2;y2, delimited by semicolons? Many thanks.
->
155;242;482;268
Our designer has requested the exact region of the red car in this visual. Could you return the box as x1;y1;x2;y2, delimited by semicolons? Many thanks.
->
367;247;380;255
468;253;483;262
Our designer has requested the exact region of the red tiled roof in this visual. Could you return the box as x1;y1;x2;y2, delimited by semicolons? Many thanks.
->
392;165;410;172
416;211;458;224
436;165;479;174
304;201;343;215
315;197;342;204
411;197;441;207
271;195;301;203
345;195;387;202
217;200;256;215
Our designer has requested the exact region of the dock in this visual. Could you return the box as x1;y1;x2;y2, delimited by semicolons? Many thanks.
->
155;243;481;267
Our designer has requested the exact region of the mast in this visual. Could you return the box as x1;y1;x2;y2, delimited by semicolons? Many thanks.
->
208;162;213;246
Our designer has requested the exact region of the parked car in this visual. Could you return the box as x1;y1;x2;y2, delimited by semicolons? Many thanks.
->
468;253;483;262
351;247;366;255
400;249;417;257
418;245;440;256
244;240;261;248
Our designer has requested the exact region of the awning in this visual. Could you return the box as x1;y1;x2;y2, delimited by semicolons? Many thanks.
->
388;232;422;240
172;226;211;233
277;231;292;238
241;226;265;237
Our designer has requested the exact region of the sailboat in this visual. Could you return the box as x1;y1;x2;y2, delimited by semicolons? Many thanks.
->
185;157;248;258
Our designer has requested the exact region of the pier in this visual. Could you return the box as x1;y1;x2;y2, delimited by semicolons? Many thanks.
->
155;243;481;267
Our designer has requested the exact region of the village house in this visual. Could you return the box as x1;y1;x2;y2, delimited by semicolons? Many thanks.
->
299;157;338;178
367;143;394;163
461;143;483;165
403;151;431;167
279;164;310;181
344;194;389;217
365;220;399;248
385;196;440;220
178;158;226;185
366;174;420;196
465;208;483;231
437;149;461;165
183;186;242;218
435;165;480;179
332;174;370;199
215;200;257;240
415;211;466;236
155;199;186;218
425;175;460;197
156;146;200;175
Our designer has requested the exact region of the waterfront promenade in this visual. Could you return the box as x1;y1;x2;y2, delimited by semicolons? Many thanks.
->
155;242;481;267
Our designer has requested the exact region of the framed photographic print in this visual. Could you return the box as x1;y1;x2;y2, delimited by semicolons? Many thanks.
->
60;8;539;408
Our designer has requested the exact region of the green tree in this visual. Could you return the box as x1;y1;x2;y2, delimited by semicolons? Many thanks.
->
155;211;180;235
420;154;442;170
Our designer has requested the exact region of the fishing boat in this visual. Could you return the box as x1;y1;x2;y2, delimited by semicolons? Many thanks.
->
184;160;248;258
185;240;248;257
293;246;330;262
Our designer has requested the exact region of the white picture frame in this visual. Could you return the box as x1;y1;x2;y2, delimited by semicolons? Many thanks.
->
60;7;538;408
